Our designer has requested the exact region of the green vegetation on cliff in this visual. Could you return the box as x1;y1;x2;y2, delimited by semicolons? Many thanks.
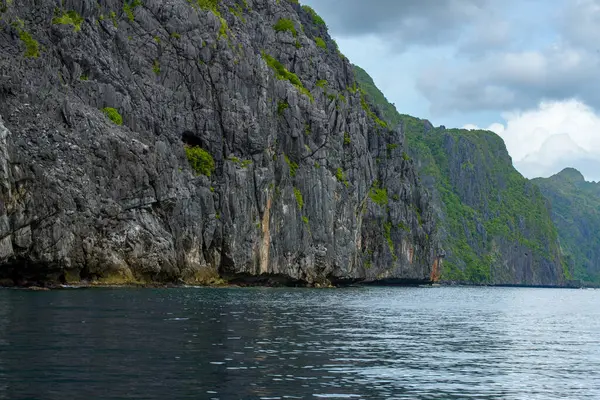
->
102;107;123;125
262;52;313;101
191;0;221;14
534;169;600;284
52;10;84;31
12;19;40;58
18;30;39;58
353;65;565;285
301;5;325;26
185;146;215;177
273;18;297;37
353;66;402;127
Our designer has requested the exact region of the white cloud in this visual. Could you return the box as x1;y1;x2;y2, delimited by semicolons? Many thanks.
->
465;100;600;181
487;123;505;133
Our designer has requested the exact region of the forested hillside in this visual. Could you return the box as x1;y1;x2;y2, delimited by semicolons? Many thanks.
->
354;66;568;285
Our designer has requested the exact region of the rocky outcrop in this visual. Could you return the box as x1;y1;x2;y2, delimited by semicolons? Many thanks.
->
416;127;565;286
354;65;568;286
0;0;440;286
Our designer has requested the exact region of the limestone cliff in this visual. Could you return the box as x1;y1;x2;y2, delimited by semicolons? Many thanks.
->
0;0;440;286
354;66;568;286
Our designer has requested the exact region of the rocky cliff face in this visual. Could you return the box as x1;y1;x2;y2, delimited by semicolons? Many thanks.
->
0;0;440;286
534;169;600;285
408;126;566;285
354;66;568;286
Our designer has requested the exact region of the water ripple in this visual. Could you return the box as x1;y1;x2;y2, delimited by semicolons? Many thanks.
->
0;287;598;399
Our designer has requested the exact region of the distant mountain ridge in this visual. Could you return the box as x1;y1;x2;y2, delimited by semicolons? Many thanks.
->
534;168;600;284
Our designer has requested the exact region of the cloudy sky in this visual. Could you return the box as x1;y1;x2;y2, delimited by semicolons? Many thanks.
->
302;0;600;182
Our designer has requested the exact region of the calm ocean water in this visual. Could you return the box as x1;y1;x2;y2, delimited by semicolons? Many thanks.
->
0;286;598;399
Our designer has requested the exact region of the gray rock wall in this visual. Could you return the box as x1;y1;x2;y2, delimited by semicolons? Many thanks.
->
0;0;441;286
